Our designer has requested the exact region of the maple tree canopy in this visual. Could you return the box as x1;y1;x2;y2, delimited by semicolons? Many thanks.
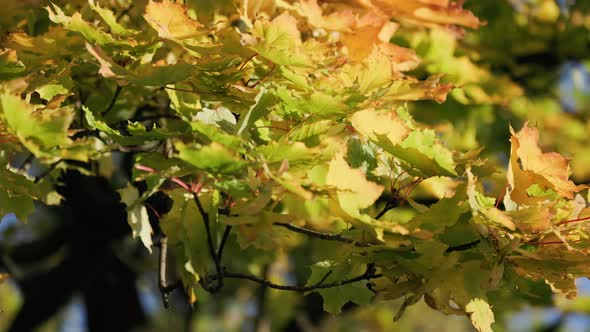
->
1;1;590;331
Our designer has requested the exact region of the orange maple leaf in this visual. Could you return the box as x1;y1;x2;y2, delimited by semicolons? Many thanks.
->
507;123;587;204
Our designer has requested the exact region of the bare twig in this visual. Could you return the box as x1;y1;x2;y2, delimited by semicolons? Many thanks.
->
220;266;380;292
375;201;398;220
239;53;258;70
103;85;122;115
216;226;232;262
193;193;224;292
273;222;372;247
250;63;275;88
445;239;480;253
164;86;201;94
556;215;590;226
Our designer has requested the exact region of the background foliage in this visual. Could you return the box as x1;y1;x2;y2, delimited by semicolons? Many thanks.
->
1;0;590;331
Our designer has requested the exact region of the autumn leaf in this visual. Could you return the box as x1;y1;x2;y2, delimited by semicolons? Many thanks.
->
248;12;312;66
349;108;410;147
508;123;587;205
144;0;204;40
368;0;483;29
297;0;356;31
326;153;384;212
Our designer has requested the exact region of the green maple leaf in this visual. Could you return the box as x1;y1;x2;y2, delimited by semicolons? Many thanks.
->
46;4;125;46
306;261;374;314
88;0;137;36
175;142;247;176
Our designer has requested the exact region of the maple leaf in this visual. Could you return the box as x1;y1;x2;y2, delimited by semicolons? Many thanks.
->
326;153;384;212
297;0;356;31
349;108;410;147
466;298;495;332
367;0;483;29
248;12;312;66
507;123;587;205
143;0;204;40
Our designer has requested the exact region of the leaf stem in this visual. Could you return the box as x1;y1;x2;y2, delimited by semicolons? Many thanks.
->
556;215;590;226
495;182;509;209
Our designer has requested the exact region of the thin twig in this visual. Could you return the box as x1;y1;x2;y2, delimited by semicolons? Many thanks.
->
216;226;232;262
239;53;258;70
273;222;372;247
193;193;224;292
445;239;480;253
250;63;275;88
375;201;398;220
164;86;201;94
103;85;122;115
556;215;590;226
134;164;192;192
220;267;380;292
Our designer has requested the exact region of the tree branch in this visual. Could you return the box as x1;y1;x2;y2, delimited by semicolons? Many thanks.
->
375;201;398;220
158;237;180;309
273;222;372;247
445;239;480;253
192;194;224;292
216;225;232;262
103;85;122;115
219;266;381;292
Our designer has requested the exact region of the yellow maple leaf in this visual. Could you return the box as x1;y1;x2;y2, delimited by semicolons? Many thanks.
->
349;108;410;147
326;153;384;211
370;0;483;29
248;12;312;66
507;123;587;205
143;0;203;40
297;0;356;31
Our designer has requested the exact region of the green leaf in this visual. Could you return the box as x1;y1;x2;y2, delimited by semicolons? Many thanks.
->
307;261;374;314
254;141;315;164
388;130;457;177
346;137;377;172
286;119;334;143
88;0;136;36
276;87;348;118
409;187;468;232
0;190;34;223
161;189;210;284
1;94;74;158
0;167;50;222
119;184;154;253
195;107;237;132
46;4;121;45
175;142;246;175
236;90;277;136
191;120;243;151
86;44;193;86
